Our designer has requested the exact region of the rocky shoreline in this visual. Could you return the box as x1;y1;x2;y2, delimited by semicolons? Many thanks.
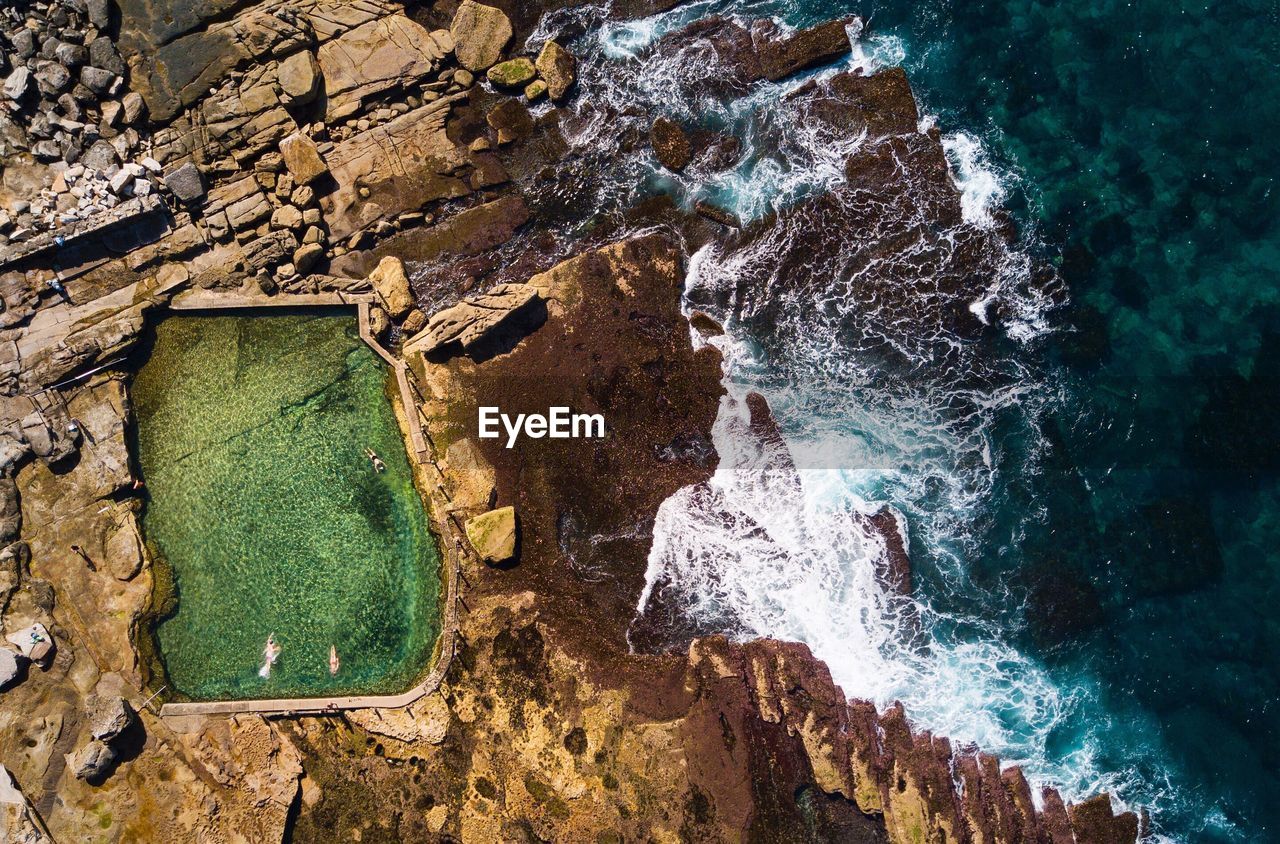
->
0;1;1140;841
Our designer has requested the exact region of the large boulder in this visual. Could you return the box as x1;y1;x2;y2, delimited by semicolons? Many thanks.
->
450;0;512;72
535;40;577;101
277;50;320;104
405;283;542;356
486;58;535;89
279;132;328;185
67;739;116;781
465;506;517;564
368;256;413;319
87;695;135;742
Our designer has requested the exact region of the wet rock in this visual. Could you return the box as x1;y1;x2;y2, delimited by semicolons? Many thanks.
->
87;695;135;742
406;282;541;356
276;50;320;104
465;506;517;564
1069;794;1140;843
68;739;116;781
486;57;535;89
485;98;533;144
693;199;740;228
369;256;412;318
535;40;576;101
451;0;513;72
163;161;204;202
754;18;853;82
524;79;547;101
279;131;328;185
650;116;691;171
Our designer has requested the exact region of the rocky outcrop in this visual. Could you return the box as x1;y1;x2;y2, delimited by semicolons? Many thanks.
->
451;1;513;72
0;764;50;844
406;282;542;357
317;14;451;120
651;116;692;171
535;40;577;101
755;17;855;81
369;255;413;318
465;505;517;564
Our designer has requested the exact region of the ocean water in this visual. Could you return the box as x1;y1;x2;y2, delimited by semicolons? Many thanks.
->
132;313;440;700
535;0;1280;839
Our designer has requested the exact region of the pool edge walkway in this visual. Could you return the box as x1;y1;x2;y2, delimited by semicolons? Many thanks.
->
157;291;461;719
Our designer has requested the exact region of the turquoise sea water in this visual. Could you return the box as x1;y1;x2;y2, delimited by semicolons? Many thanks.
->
132;313;440;701
848;0;1280;838
550;0;1279;838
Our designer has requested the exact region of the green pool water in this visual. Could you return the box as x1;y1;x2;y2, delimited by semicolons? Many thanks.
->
132;311;440;701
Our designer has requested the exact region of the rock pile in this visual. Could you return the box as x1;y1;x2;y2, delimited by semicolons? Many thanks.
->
0;0;163;246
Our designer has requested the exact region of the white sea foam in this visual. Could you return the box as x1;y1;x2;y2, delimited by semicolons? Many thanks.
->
942;130;1008;228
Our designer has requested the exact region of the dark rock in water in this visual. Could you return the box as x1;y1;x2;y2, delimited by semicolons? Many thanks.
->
163;161;204;202
651;16;763;97
1069;794;1141;844
650;116;691;171
693;199;739;228
535;40;576;101
689;129;741;171
754;18;853;82
486;98;534;144
690;69;1062;381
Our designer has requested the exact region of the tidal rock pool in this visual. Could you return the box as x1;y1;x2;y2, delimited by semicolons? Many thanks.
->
131;311;440;701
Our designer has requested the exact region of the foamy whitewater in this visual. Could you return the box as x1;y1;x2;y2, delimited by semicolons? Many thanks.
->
531;0;1176;829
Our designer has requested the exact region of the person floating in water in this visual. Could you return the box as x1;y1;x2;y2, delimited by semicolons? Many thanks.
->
364;446;386;473
259;633;281;678
329;644;340;676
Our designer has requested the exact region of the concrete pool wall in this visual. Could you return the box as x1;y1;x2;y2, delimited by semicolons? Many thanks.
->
127;292;462;717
